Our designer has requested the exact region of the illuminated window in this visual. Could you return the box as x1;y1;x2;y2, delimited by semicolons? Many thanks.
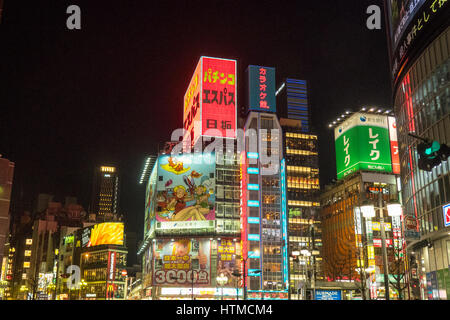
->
26;239;32;245
24;250;31;257
23;262;30;268
22;273;27;280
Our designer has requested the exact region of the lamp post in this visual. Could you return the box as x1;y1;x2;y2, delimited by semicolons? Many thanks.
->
216;273;228;300
79;279;87;300
359;194;403;301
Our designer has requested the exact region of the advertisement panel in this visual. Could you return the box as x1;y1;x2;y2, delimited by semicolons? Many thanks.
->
153;239;211;286
183;59;202;146
334;113;392;180
388;116;400;174
217;239;240;287
81;223;124;248
144;160;158;237
315;289;342;300
248;65;276;113
443;203;450;227
154;153;216;231
201;57;237;139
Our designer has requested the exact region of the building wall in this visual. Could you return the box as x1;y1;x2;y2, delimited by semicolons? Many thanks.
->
394;27;450;299
0;157;14;275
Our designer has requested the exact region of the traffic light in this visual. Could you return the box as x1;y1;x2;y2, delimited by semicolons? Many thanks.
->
417;140;450;171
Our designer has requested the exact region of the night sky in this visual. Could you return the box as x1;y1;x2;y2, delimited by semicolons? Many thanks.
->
0;0;392;259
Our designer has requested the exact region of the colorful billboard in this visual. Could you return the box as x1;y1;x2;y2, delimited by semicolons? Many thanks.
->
388;116;400;174
217;239;240;287
153;238;211;287
443;203;450;227
154;153;216;230
248;65;276;113
183;59;202;146
334;113;393;180
183;57;237;146
81;223;124;247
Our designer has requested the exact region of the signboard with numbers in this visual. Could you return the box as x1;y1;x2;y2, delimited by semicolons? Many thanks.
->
183;57;237;146
152;238;211;287
334;112;392;180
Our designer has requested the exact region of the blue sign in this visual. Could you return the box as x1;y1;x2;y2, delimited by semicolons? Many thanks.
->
315;290;342;300
248;65;276;113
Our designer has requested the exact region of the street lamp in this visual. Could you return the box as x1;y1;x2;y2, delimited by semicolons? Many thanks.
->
216;273;228;300
358;197;403;301
79;279;87;300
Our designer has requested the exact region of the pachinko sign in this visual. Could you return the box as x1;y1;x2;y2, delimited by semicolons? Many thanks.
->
153;238;211;286
183;56;237;146
154;153;216;230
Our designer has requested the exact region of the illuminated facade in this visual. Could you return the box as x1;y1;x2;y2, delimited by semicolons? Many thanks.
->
320;172;404;300
91;166;120;219
276;79;310;132
279;118;323;299
240;111;289;300
385;0;450;299
0;156;14;281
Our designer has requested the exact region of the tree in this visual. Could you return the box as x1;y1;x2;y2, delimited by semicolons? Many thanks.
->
388;243;408;300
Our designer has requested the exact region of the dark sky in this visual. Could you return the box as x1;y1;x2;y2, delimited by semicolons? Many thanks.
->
0;0;392;258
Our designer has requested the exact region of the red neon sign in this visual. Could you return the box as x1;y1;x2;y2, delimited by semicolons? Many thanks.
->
388;116;400;175
201;57;237;139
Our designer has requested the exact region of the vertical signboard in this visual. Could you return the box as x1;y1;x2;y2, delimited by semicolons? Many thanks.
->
183;59;202;146
443;203;450;227
334;112;393;180
202;57;237;139
248;65;276;113
280;158;289;290
217;239;239;287
388;116;400;174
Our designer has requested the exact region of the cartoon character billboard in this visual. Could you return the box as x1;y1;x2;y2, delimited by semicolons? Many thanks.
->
155;153;215;230
153;238;211;286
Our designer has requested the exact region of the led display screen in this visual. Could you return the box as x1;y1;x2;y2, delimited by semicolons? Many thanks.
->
81;223;124;247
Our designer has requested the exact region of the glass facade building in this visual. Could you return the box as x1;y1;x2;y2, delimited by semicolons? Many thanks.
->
386;0;450;299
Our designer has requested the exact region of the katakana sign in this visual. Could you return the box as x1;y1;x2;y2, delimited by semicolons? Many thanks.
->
334;113;393;180
247;65;276;113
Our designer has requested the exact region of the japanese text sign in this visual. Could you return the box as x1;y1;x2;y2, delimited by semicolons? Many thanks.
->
248;65;276;113
334;113;393;180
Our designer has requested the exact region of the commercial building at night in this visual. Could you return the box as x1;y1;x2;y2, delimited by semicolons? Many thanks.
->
0;156;14;284
91;166;120;220
385;0;450;299
324;111;407;299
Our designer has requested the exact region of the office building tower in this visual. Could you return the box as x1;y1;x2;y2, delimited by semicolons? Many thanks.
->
277;79;310;132
91;166;120;219
0;156;14;279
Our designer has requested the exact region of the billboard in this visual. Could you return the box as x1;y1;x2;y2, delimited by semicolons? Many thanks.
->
81;222;124;247
183;57;237;146
154;153;216;230
247;65;276;113
153;238;211;286
334;113;392;180
216;238;240;287
315;289;342;300
388;116;400;175
443;203;450;227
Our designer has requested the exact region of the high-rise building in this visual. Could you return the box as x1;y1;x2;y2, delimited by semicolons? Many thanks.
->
385;0;450;300
0;156;14;280
279;118;323;299
276;78;310;132
240;111;289;300
91;166;120;220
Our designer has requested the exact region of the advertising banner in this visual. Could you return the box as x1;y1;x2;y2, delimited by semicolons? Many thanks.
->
153;239;211;287
443;203;450;227
81;222;124;248
183;59;202;146
154;153;216;231
388;116;400;174
217;239;239;287
201;57;237;139
334;113;392;180
248;65;276;113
